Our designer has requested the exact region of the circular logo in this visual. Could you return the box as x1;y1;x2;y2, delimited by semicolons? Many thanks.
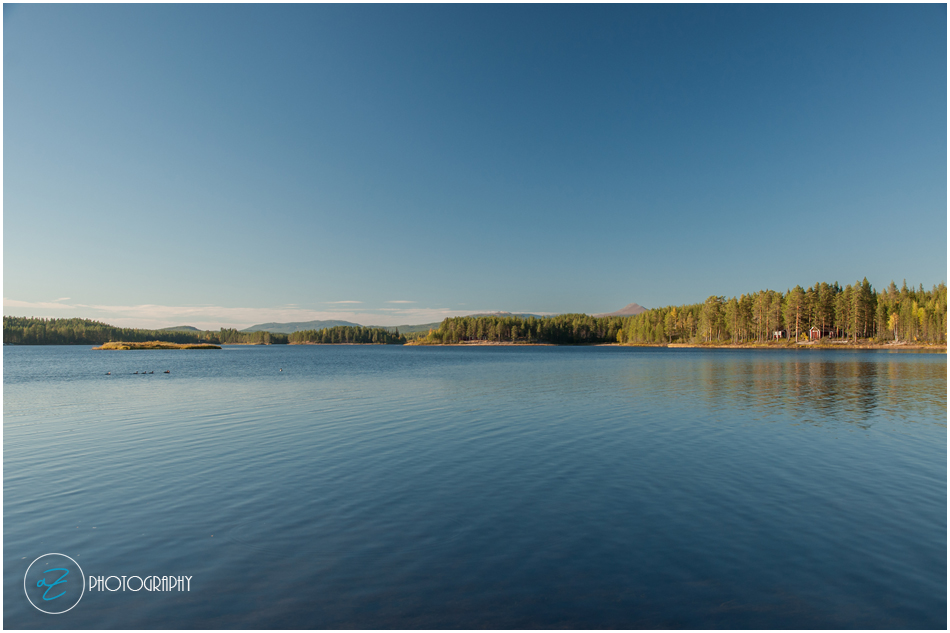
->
23;553;85;614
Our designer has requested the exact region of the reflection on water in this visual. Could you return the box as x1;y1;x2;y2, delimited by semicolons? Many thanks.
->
631;352;946;431
3;346;946;628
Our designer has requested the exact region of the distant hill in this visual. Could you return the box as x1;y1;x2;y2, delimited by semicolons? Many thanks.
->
390;322;441;335
389;313;546;335
241;320;361;334
469;312;546;318
241;310;616;335
593;303;648;318
158;325;201;332
242;313;552;336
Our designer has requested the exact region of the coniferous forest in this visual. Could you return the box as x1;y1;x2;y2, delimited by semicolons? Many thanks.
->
288;326;405;345
618;279;946;345
422;314;621;345
4;279;946;347
418;279;946;346
2;317;407;346
2;317;289;346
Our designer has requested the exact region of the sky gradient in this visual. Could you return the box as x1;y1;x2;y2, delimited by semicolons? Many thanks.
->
4;4;947;329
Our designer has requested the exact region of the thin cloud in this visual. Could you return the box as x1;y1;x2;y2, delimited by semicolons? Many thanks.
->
326;300;362;304
4;298;79;311
386;300;416;304
2;297;481;329
54;297;71;302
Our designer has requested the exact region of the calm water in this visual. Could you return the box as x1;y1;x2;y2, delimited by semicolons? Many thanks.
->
3;345;946;628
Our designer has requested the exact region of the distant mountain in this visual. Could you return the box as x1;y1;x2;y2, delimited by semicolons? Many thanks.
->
158;325;201;332
390;314;544;335
241;309;624;336
593;303;648;318
241;320;361;334
243;319;441;335
390;322;441;334
469;312;546;318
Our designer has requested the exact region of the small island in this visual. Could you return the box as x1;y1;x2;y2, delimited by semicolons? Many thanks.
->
93;341;221;350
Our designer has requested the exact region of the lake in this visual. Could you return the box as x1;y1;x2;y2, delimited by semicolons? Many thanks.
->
3;345;946;628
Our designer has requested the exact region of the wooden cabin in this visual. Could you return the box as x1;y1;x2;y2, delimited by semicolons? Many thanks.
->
809;326;836;340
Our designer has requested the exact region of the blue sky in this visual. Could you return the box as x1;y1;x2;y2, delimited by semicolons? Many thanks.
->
4;4;946;328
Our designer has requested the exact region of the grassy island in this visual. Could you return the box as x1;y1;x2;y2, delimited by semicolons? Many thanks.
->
93;341;221;350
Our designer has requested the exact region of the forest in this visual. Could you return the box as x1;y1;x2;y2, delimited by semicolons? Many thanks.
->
417;279;946;346
288;326;405;345
5;279;945;347
2;317;289;345
420;313;623;345
1;317;407;346
618;279;946;345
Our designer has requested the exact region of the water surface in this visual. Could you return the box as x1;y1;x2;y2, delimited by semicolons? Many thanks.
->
4;345;946;628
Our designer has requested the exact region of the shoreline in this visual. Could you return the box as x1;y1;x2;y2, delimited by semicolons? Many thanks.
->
406;341;555;346
288;342;405;346
407;341;946;351
6;340;945;352
662;342;946;351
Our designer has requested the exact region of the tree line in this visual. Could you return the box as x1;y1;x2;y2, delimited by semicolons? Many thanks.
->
288;326;405;345
3;317;289;345
5;279;944;347
618;279;947;345
421;314;623;344
2;317;408;346
417;279;945;346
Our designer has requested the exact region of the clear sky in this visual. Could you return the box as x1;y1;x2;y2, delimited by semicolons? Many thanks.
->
4;4;947;329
